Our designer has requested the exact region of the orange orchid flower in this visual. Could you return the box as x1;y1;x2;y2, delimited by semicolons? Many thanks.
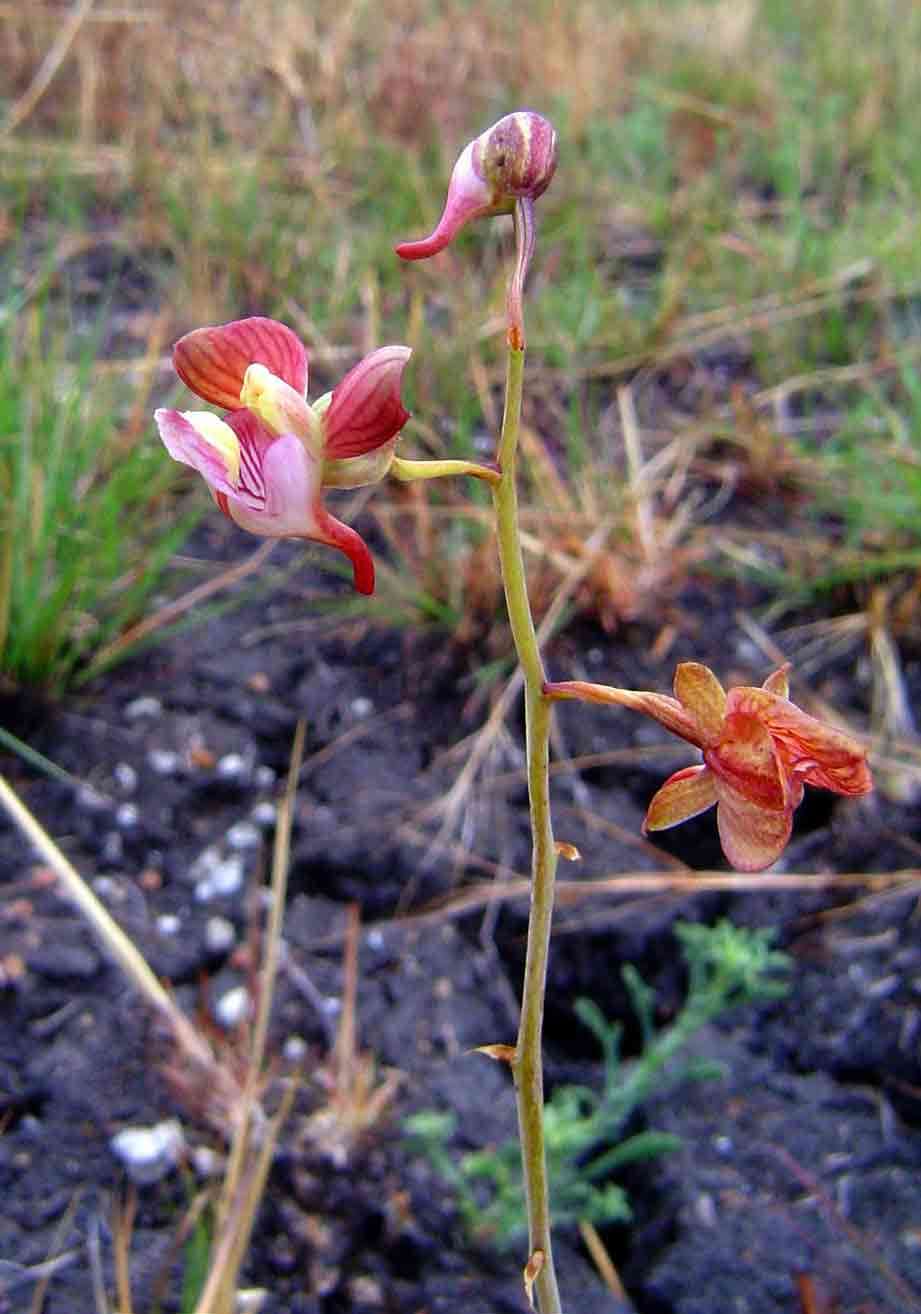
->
545;663;872;871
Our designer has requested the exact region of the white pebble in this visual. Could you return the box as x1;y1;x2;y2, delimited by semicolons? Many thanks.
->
226;821;261;851
116;803;139;829
93;876;116;899
214;985;251;1029
254;765;276;788
283;1035;308;1063
191;1145;222;1178
77;786;107;811
205;916;236;954
350;696;374;719
114;763;138;794
148;749;180;776
195;852;245;903
366;929;385;951
217;753;249;781
322;997;342;1017
124;696;162;721
251;801;277;827
157;914;181;937
110;1120;184;1184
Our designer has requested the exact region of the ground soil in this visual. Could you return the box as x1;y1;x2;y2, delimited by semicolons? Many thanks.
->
2;520;920;1314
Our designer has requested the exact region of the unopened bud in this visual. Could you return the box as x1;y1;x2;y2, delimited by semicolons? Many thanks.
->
477;112;558;206
396;111;558;261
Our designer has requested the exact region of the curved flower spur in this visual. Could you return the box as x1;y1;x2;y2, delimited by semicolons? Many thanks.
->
546;662;872;871
155;317;411;594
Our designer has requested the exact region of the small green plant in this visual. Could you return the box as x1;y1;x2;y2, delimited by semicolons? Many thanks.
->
406;920;790;1248
0;297;197;689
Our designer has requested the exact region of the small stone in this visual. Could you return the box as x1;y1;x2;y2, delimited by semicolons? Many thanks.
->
92;876;116;899
124;696;162;721
205;916;236;955
191;1145;222;1178
251;801;277;828
366;929;385;951
214;984;251;1029
283;1035;308;1063
246;672;271;693
139;868;163;891
350;696;374;719
114;763;138;794
116;803;139;829
77;785;108;811
227;821;261;851
217;753;249;782
157;914;181;937
194;853;245;903
189;745;217;769
110;1120;184;1184
254;765;276;789
148;748;180;776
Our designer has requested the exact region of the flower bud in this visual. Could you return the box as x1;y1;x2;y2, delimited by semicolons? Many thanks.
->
396;111;558;261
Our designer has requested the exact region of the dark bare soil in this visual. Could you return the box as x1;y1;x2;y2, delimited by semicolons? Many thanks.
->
2;520;921;1314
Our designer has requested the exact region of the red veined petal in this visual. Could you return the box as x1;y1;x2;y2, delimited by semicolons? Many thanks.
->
311;504;375;595
727;687;872;797
324;346;411;460
715;786;793;872
174;317;308;410
643;765;718;832
673;662;726;746
706;711;788;810
155;407;264;510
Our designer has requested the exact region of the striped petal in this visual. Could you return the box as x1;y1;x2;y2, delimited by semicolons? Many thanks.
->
174;317;308;410
644;765;718;832
324;346;411;461
706;711;788;810
674;662;726;746
727;688;872;798
715;786;793;872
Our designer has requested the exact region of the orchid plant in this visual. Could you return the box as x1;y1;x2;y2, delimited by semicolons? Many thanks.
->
156;110;873;1313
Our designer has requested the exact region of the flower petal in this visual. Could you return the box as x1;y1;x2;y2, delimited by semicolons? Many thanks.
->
324;346;411;461
224;432;319;538
311;505;376;596
155;407;263;510
240;363;319;448
173;317;308;410
644;765;718;832
727;688;872;797
715;787;793;872
395;141;499;260
706;710;788;810
673;662;726;746
761;664;791;698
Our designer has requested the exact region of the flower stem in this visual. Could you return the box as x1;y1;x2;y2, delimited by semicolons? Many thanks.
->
493;343;562;1313
391;454;501;486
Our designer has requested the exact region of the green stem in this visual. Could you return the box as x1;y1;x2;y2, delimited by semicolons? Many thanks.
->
493;344;562;1313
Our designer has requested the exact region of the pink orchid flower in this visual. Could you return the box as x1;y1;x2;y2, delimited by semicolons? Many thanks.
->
155;317;411;594
546;663;872;872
